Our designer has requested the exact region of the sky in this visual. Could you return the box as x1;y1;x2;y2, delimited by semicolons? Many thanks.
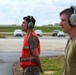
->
0;0;76;26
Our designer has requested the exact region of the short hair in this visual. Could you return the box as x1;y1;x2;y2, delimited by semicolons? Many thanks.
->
23;16;36;25
59;7;73;18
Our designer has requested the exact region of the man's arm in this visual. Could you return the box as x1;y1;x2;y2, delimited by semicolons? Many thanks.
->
28;36;43;72
31;48;43;73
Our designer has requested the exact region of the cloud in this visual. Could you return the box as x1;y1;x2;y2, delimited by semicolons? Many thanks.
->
0;0;76;26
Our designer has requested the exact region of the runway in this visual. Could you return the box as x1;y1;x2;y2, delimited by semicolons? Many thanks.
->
0;36;68;75
0;36;68;52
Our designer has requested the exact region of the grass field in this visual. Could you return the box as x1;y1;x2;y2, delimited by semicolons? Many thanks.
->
41;56;64;75
0;25;22;32
13;56;64;75
0;25;62;32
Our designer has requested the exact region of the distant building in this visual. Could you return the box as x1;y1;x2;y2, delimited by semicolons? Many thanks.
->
54;23;60;26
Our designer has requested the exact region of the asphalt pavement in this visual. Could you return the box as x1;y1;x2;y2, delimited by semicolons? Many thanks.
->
0;36;68;75
0;50;64;75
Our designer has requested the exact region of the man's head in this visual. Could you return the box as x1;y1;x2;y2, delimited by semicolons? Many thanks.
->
23;16;36;29
59;6;76;35
60;6;76;26
21;16;36;32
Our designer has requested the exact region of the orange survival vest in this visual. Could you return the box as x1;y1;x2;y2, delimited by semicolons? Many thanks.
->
20;32;40;68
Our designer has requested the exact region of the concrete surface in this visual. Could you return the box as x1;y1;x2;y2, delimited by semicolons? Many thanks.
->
0;37;68;52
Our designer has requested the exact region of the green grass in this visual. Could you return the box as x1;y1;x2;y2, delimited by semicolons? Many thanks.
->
0;25;62;32
13;56;64;75
0;35;6;38
34;26;62;32
0;26;22;32
40;56;64;75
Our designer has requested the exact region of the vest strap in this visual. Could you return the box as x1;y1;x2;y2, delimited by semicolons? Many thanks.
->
20;56;35;62
23;46;29;49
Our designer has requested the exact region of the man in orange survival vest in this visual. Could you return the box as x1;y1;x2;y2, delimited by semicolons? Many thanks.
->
20;15;43;75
